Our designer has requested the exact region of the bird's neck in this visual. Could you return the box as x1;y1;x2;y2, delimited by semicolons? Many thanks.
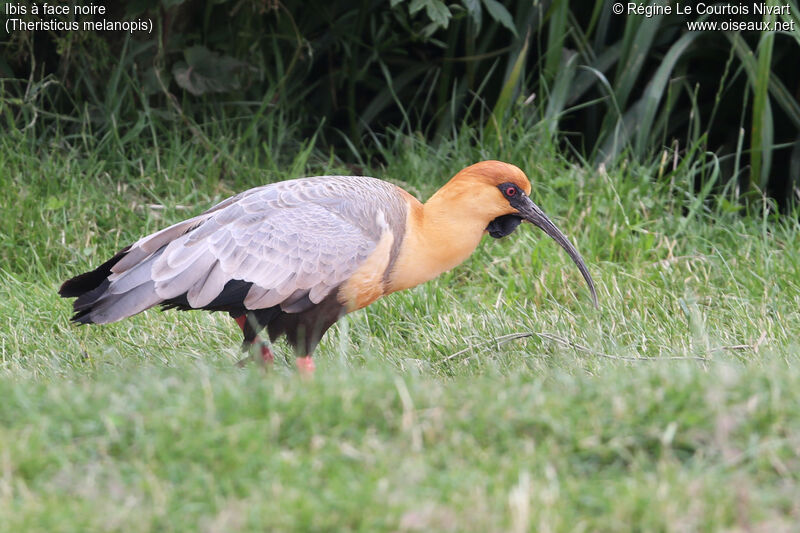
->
387;187;488;293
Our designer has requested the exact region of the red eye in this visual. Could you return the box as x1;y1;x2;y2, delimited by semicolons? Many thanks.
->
505;186;517;197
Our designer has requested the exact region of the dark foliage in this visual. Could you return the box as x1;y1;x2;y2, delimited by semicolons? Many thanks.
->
2;0;799;209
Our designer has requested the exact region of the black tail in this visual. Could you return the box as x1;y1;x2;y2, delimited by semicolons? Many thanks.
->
59;246;131;323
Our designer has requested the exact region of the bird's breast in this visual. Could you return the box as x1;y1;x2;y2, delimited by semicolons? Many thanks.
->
386;205;487;293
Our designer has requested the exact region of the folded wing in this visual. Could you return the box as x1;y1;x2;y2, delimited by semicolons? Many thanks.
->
64;176;407;324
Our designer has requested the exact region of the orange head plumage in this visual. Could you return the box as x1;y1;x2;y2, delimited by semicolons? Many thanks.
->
447;160;532;194
427;160;532;221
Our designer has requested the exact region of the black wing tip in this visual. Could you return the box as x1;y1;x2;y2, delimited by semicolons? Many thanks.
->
70;310;95;324
60;247;131;324
59;246;131;300
59;275;90;298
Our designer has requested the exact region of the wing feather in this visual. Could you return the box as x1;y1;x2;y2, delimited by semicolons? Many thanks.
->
244;287;286;309
107;254;157;294
155;253;216;299
90;281;161;324
188;261;230;308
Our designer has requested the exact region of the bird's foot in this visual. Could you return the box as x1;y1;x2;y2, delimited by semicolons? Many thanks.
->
259;341;275;364
235;338;275;368
296;356;315;376
235;314;274;366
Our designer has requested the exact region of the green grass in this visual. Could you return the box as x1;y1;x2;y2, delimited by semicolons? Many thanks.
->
2;125;800;531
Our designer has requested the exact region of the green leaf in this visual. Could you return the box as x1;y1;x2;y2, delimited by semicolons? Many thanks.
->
425;0;451;29
462;0;482;28
485;32;529;139
634;31;700;158
172;46;249;96
614;12;662;109
421;22;441;38
543;52;578;138
544;0;568;82
482;0;517;36
751;29;775;190
44;196;66;211
409;0;426;15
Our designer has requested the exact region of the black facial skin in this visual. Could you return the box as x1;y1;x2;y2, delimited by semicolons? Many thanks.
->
487;214;522;238
486;182;525;239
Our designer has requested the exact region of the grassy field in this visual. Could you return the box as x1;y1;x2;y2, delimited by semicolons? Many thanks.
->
2;126;800;531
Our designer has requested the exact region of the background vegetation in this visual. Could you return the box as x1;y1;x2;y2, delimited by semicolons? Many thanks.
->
3;0;800;205
2;0;800;530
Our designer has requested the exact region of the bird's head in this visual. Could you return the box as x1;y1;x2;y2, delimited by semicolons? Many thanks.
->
446;160;598;306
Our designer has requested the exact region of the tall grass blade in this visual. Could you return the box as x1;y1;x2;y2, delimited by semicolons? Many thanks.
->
543;52;577;139
750;7;777;191
484;31;529;139
543;0;569;83
634;32;699;159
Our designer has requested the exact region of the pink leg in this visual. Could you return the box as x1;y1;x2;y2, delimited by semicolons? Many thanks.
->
235;315;274;364
259;343;275;364
296;355;315;376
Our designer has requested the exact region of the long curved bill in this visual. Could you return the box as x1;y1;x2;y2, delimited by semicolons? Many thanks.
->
516;194;598;307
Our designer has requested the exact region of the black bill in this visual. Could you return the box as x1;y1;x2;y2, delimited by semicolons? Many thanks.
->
515;193;598;307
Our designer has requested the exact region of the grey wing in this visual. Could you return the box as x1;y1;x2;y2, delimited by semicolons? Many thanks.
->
150;200;377;311
91;176;403;323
